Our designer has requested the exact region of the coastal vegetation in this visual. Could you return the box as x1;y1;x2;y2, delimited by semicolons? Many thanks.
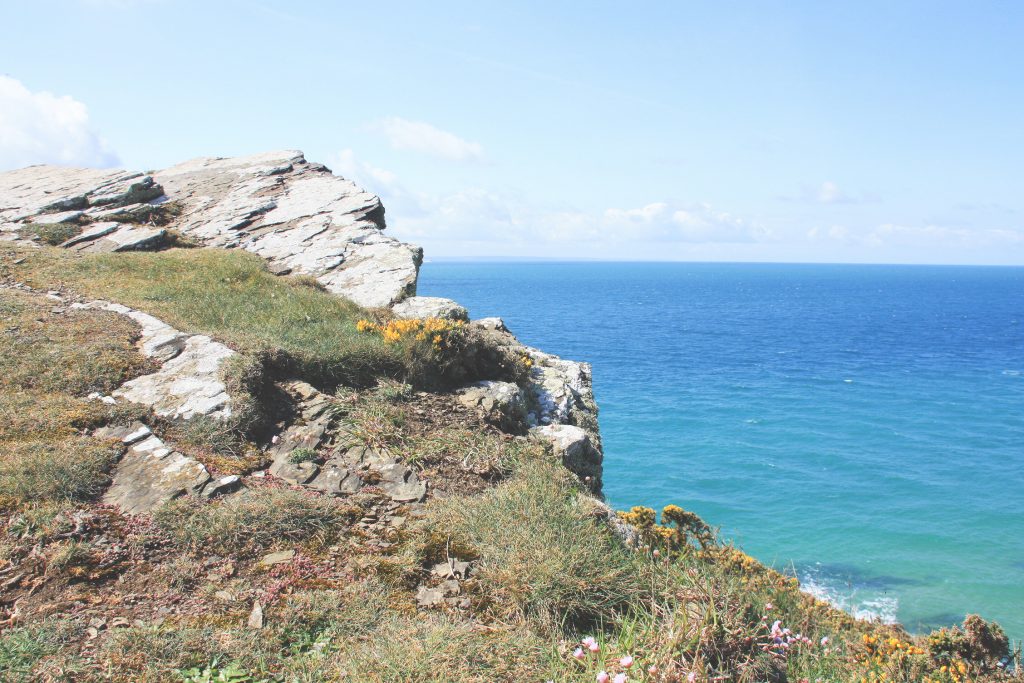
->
1;221;1020;680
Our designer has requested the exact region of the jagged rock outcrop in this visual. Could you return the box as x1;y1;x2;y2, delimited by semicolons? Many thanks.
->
530;424;602;490
457;380;528;432
0;150;422;307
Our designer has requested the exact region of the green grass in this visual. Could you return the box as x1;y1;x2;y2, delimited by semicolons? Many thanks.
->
0;289;149;508
427;458;648;629
7;246;403;388
0;619;86;682
153;488;356;556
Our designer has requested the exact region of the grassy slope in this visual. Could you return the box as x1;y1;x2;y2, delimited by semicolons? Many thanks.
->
0;242;1018;682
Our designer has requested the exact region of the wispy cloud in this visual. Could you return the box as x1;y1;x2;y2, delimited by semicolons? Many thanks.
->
808;222;1024;249
781;181;876;205
0;76;119;171
329;149;769;250
368;117;483;162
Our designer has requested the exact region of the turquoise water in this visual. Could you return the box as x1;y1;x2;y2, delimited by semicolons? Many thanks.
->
418;262;1024;640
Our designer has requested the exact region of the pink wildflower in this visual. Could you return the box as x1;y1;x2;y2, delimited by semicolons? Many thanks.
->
764;602;773;610
613;674;627;683
820;636;829;646
620;655;634;668
588;641;600;653
648;665;658;674
597;672;610;683
687;672;697;683
573;647;586;660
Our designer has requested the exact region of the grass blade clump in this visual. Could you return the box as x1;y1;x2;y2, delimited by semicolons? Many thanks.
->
429;459;646;629
153;488;355;556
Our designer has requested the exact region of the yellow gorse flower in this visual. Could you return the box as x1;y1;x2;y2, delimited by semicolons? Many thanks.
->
356;317;466;346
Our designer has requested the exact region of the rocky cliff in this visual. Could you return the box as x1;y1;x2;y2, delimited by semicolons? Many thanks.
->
1;152;1011;683
0;150;604;513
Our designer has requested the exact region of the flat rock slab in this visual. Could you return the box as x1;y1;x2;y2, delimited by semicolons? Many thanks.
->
71;300;235;420
97;423;211;514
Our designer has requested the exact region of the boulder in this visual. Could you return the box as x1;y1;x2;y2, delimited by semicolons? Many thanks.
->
531;424;602;491
458;380;528;431
392;296;468;321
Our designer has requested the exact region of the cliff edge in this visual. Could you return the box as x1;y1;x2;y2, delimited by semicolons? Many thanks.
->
0;152;1013;682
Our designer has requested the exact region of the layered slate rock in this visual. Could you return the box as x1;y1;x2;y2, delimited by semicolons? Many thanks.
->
392;296;469;321
0;166;163;222
94;423;212;514
0;150;423;308
266;381;427;503
458;380;528;432
71;300;235;420
154;151;422;308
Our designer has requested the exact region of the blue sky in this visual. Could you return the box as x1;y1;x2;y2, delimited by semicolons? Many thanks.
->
2;0;1022;264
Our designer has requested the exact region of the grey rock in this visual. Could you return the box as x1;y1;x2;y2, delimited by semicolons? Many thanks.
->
201;475;242;498
247;601;264;629
66;225;166;253
415;586;444;608
392;296;468;321
154;150;421;308
270;460;320;486
457;380;527;431
29;210;84;224
102;431;211;514
260;550;295;566
431;560;471;579
380;478;427;503
72;301;235;420
0;165;154;221
530;424;602;491
59;222;119;248
306;461;362;495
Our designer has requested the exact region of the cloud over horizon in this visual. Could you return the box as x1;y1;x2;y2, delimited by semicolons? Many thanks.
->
0;76;119;171
368;117;484;162
330;148;771;255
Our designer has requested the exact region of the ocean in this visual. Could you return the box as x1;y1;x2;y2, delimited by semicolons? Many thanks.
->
417;261;1024;640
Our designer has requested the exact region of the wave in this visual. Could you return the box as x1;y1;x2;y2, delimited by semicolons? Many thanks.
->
799;565;899;625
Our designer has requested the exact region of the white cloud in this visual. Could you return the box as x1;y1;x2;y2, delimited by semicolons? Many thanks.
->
817;181;848;204
368;117;483;162
329;149;770;254
808;220;1024;250
0;76;119;171
783;181;872;205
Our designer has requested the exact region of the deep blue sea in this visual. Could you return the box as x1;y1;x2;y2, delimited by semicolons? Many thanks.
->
418;262;1024;640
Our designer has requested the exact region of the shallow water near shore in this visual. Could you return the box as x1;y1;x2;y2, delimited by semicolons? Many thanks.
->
418;261;1024;640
